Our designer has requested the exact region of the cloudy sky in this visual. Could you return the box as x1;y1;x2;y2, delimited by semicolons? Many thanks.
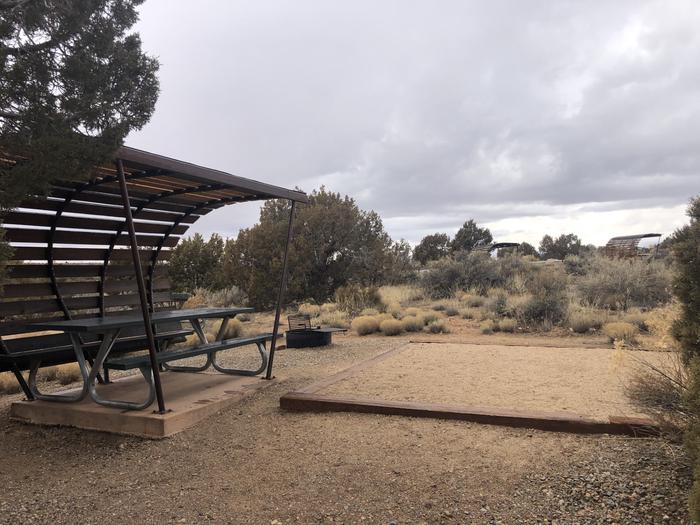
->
129;0;699;247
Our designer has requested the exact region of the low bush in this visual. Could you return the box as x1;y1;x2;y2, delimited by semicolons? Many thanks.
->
567;310;606;334
56;363;82;385
426;320;450;334
386;302;403;319
419;311;440;325
576;254;672;310
497;318;517;333
623;310;649;332
400;316;423;332
404;307;421;317
445;307;459;317
0;372;21;394
522;269;568;325
208;318;244;340
602;322;639;345
380;319;404;336
335;284;384;315
360;307;380;316
432;304;447;311
480;319;495;334
320;303;338;314
460;308;478;320
461;293;485;308
319;311;350;328
183;286;248;309
351;315;381;335
378;285;424;305
298;303;321;317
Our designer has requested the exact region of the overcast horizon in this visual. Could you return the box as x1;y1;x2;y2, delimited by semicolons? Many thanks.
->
128;1;699;247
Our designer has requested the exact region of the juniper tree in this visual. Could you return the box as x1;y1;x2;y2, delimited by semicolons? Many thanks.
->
0;0;159;284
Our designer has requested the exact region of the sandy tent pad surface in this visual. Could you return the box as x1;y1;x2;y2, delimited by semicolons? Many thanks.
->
321;342;673;419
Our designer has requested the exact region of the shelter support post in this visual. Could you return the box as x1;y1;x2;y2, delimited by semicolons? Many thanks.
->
266;200;296;380
116;159;167;413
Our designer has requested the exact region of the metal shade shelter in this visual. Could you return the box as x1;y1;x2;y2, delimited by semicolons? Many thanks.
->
0;146;308;412
604;233;662;258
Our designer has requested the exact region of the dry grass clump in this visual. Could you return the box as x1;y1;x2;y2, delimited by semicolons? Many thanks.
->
360;307;380;316
567;310;607;334
297;303;321;317
378;285;424;305
404;307;421;317
497;318;517;333
320;303;338;314
379;319;404;336
602;322;639;345
319;311;350;329
419;311;440;325
645;302;681;351
55;363;82;385
432;303;447;312
626;352;690;431
445;307;459;317
460;308;479;320
623;309;649;332
386;302;403;319
461;294;485;308
400;316;423;332
182;292;207;309
182;286;248;309
351;315;381;336
0;372;22;394
480;319;495;334
425;320;450;334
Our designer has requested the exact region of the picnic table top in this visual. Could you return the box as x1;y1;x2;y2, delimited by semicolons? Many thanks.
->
28;307;254;333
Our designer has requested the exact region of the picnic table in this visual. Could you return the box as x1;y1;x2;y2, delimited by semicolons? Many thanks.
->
28;307;272;411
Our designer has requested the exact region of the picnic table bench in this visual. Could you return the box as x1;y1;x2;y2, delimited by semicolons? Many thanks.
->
24;307;269;410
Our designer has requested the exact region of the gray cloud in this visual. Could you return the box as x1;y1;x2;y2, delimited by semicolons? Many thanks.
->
129;0;700;245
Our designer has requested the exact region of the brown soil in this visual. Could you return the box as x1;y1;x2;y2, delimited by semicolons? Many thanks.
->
321;342;672;419
0;320;692;524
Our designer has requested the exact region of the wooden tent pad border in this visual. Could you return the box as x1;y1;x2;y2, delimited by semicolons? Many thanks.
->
279;344;660;437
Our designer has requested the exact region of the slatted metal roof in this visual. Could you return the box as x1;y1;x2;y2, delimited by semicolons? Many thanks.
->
604;233;662;258
0;146;308;336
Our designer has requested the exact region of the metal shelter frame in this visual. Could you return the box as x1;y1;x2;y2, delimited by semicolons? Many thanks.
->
0;146;308;413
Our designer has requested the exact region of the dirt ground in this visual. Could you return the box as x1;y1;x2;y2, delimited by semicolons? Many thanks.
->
0;324;693;524
321;342;672;419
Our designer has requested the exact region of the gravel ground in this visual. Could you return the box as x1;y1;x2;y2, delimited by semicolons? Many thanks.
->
0;330;693;524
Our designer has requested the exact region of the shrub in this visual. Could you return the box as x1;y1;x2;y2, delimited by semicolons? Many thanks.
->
386;302;403;319
400;316;423;332
379;319;403;336
445;307;459;317
320;303;338;314
378;285;424;305
426;320;450;334
360;308;380;316
319;311;350;329
205;286;248;307
419;311;440;325
576;254;672;310
497;318;517;333
0;372;21;394
460;308;478;319
567;310;606;334
351;315;381;335
237;313;251;322
623;310;649;332
207;318;244;340
480;319;495;334
432;304;447;311
335;284;384;315
404;307;421;317
602;322;639;345
56;363;82;385
460;293;485;308
522;269;568;325
297;303;321;317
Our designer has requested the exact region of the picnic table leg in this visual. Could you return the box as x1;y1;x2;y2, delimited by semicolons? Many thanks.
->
211;340;268;376
26;334;90;403
87;328;156;410
163;318;213;372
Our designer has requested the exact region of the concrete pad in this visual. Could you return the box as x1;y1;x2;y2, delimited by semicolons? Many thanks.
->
10;371;273;438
